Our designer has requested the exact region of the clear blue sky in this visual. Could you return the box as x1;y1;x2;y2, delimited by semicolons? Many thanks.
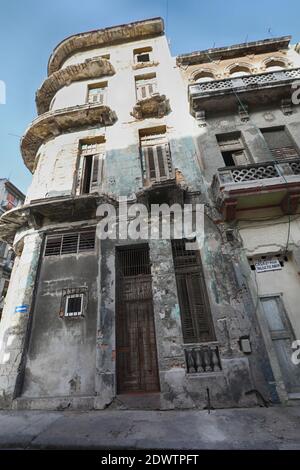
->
1;0;300;194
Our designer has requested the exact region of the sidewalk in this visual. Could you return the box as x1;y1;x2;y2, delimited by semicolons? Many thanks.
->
0;405;300;450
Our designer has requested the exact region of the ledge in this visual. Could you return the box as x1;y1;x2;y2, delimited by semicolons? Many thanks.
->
131;93;171;119
21;103;117;172
0;193;117;245
177;36;291;66
36;57;115;115
48;17;164;75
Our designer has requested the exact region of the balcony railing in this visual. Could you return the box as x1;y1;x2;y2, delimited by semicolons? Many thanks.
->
189;67;300;98
184;342;222;374
215;157;300;186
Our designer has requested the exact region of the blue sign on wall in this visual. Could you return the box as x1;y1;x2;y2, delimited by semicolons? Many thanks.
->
15;305;29;314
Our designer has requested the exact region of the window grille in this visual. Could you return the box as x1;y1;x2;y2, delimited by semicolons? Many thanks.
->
44;230;96;257
117;244;151;277
60;287;88;318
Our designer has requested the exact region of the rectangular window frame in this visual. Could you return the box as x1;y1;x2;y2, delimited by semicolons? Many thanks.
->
216;132;250;167
44;230;96;257
87;82;108;105
135;74;157;101
140;132;174;184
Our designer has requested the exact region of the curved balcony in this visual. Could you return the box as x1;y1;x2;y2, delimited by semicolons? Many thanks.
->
36;57;115;115
0;193;117;245
21;103;117;172
189;67;300;115
48;18;164;75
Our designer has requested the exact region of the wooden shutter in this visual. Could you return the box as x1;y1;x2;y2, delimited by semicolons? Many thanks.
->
89;153;105;193
172;240;215;344
136;78;157;101
232;149;250;166
262;128;299;160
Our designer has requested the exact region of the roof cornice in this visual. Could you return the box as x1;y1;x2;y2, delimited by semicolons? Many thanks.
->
177;36;292;66
48;17;164;75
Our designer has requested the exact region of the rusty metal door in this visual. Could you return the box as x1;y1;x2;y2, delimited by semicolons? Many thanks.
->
116;246;160;394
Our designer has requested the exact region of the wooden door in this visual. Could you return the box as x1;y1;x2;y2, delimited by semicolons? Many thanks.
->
116;247;160;394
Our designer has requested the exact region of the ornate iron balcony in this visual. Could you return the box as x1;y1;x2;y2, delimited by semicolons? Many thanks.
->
184;342;222;374
212;158;300;221
190;68;300;97
189;68;300;114
215;158;300;185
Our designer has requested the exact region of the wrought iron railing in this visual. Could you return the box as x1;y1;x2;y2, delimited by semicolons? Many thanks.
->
184;343;222;374
189;68;300;98
215;158;300;186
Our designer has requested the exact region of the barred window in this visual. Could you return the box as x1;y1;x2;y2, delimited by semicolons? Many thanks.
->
44;230;96;257
59;287;88;319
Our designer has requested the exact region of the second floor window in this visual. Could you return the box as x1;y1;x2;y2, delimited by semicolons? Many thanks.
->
135;74;157;100
140;131;173;183
87;82;107;105
261;127;299;160
79;140;105;194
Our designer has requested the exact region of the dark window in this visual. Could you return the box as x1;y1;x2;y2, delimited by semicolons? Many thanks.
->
261;127;299;160
60;287;88;318
117;244;151;277
137;53;150;63
221;151;236;167
172;239;215;343
82;155;93;194
216;133;249;167
44;230;96;257
66;296;83;317
79;141;105;194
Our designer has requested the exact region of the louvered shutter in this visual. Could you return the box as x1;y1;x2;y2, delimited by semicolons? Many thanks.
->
156;145;167;179
262;128;299;160
143;146;156;181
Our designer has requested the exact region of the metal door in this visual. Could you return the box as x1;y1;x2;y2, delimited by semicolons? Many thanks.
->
261;295;300;394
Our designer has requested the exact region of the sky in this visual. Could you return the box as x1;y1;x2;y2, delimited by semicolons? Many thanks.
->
1;0;300;194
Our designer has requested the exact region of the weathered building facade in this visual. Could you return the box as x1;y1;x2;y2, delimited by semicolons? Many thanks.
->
0;180;24;320
0;18;299;410
177;35;300;403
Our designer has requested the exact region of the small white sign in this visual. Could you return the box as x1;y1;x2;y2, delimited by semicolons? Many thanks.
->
255;259;282;273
